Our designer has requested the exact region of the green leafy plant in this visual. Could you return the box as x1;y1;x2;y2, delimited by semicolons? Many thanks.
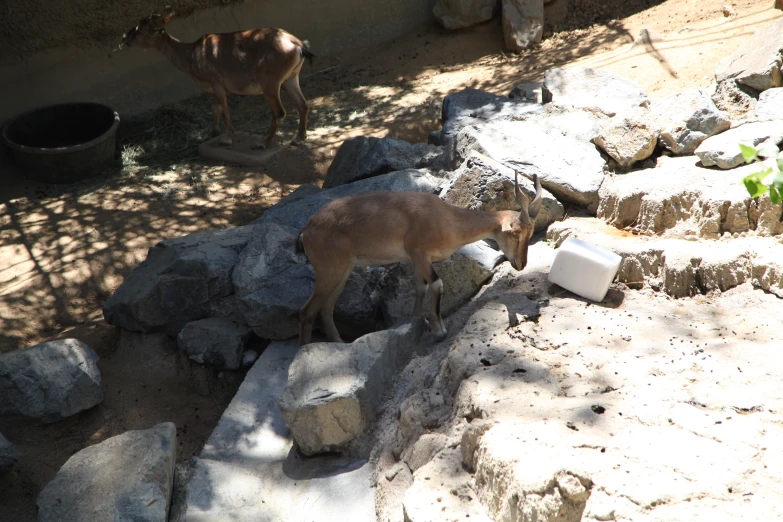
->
741;142;783;204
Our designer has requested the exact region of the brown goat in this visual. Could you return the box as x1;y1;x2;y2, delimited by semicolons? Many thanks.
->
122;7;312;148
297;172;543;346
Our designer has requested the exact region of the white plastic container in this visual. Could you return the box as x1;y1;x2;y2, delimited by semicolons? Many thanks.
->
548;237;623;302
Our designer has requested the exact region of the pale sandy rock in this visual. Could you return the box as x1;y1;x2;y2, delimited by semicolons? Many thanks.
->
502;0;543;52
695;120;783;169
715;16;783;91
593;107;657;167
650;89;731;154
434;0;498;30
542;67;648;116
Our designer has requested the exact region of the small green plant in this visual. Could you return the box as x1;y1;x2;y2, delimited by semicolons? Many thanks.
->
741;142;783;204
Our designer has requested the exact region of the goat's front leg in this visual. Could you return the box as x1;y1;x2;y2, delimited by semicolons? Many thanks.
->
299;258;352;346
257;85;286;149
212;86;234;146
411;254;447;340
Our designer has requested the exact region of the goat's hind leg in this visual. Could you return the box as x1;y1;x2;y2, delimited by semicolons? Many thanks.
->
256;83;286;149
212;85;235;146
299;258;351;346
283;73;309;146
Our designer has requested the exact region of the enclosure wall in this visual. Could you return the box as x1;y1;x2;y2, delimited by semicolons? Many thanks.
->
0;0;436;124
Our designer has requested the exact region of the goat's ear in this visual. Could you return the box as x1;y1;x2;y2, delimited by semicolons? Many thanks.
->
152;6;176;26
527;174;543;221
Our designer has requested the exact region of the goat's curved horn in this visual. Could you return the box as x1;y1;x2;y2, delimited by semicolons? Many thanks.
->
514;170;526;208
528;174;543;221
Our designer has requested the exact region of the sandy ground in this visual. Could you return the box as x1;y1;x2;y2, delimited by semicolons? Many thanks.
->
0;0;781;519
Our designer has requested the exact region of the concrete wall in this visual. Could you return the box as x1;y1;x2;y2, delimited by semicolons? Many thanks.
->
0;0;435;124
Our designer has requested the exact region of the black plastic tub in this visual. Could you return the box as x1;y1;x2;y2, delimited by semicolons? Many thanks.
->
2;103;120;184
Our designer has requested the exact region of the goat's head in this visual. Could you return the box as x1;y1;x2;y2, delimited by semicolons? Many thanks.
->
122;7;176;48
495;171;543;272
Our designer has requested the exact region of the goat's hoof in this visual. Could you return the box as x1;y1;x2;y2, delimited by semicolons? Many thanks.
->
219;138;233;147
252;142;269;150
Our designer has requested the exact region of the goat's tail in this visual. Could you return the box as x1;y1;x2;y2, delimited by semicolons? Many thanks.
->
300;40;315;66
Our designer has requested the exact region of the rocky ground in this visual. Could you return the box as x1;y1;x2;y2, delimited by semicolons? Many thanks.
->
2;0;783;520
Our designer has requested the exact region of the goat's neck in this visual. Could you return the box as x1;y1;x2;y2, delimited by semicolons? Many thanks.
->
157;33;193;75
452;207;510;245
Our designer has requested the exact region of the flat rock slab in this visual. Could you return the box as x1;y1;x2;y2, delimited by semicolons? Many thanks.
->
715;16;783;91
0;433;18;474
279;319;426;455
171;340;375;521
0;338;103;423
547;216;783;299
542;67;648;116
597;155;782;238
695;120;783;169
38;422;177;522
198;132;284;166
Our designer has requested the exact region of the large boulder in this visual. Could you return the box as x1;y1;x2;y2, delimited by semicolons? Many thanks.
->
715;17;783;92
454;119;607;211
433;0;498;29
37;423;177;522
259;169;443;230
502;0;543;52
439;151;565;231
232;222;383;340
377;241;504;327
177;317;251;370
279;319;426;455
593;107;658;167
103;226;254;335
0;433;18;474
0;338;103;423
755;87;783;120
323;137;443;189
439;88;543;148
542;67;649;116
695;120;783;169
650;89;731;155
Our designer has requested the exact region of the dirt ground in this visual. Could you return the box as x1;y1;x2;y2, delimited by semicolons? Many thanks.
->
0;0;780;519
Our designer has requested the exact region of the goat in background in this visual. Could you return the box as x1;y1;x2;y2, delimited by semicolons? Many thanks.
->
122;7;312;148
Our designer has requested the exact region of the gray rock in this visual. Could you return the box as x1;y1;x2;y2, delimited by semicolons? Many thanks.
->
402;432;450;472
0;338;103;423
440;88;543;148
755;87;783;120
103;225;254;335
440;151;564;231
323;137;444;189
233;221;383;340
509;82;543;103
377;241;504;327
695;120;783;169
37;422;176;522
279;319;426;455
177;317;251;370
259;169;443;230
268;184;322;212
715;17;783;91
0;433;18;474
650;89;731;154
433;0;499;29
399;389;448;445
597;155;782;238
544;0;568;23
593;107;658;167
454;119;606;211
502;0;543;52
542;67;649;116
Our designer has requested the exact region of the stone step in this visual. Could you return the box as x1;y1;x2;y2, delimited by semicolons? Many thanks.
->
597;155;783;239
547;217;783;299
170;340;376;521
